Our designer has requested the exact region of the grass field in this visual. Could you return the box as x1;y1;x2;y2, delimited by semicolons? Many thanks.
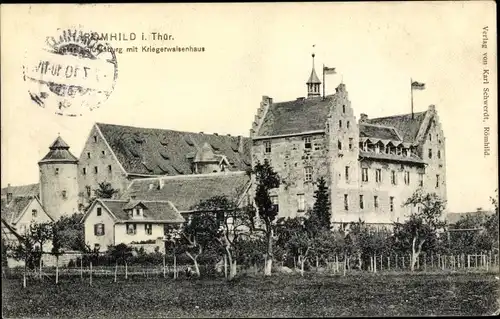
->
2;272;499;318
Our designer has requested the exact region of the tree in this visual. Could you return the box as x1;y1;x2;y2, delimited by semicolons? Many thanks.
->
29;221;54;278
179;212;219;277
53;213;86;251
7;233;36;288
394;190;447;272
276;217;313;276
85;182;118;210
252;161;280;276
305;177;331;236
193;195;254;280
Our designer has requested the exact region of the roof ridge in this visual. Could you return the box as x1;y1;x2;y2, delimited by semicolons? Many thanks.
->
368;111;427;121
99;199;129;202
360;123;398;130
274;94;335;105
130;171;247;183
96;122;250;139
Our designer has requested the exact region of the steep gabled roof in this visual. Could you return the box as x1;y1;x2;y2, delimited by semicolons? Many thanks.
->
1;183;39;198
366;111;427;143
1;197;33;225
84;199;185;223
121;171;251;212
359;124;401;141
257;96;332;137
96;123;252;176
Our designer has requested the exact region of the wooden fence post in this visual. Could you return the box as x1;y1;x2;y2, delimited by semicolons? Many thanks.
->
224;255;228;279
402;256;405;270
89;262;93;286
316;255;319;272
387;256;390;271
343;256;346;276
114;262;117;283
80;258;83;280
380;254;382;272
395;254;398;270
163;255;166;279
125;262;128;279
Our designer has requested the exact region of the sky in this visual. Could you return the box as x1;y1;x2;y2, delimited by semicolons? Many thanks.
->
1;2;497;213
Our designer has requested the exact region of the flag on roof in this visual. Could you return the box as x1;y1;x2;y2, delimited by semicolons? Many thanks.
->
411;81;425;90
323;66;336;75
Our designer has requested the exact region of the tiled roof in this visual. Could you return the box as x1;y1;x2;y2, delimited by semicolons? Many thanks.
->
121;171;251;212
1;183;39;198
0;197;33;225
359;124;401;141
359;151;425;164
96;123;252;176
1;218;24;243
99;199;185;223
257;96;332;137
39;136;78;164
366;111;427;143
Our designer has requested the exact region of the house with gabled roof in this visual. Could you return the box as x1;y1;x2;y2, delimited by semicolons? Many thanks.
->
1;196;54;236
81;171;252;251
250;54;447;227
77;122;252;207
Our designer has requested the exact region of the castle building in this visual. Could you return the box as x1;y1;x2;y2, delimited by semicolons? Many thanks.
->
250;55;447;227
76;123;252;207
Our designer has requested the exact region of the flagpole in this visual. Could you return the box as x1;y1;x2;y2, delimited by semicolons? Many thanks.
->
323;64;325;100
410;77;414;119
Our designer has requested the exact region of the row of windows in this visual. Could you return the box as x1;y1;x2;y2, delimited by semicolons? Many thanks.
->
82;165;112;175
351;168;441;188
428;148;442;159
270;194;306;213
87;150;107;159
93;223;154;236
344;194;395;212
428;133;442;144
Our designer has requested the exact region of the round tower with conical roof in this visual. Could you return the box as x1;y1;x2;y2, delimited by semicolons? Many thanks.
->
38;136;79;220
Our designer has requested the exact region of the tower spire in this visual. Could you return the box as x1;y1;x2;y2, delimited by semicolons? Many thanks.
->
306;49;321;99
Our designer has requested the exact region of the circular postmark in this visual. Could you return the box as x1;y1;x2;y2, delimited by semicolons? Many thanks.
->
23;27;118;117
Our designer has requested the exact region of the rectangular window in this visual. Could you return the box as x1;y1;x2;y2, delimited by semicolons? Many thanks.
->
338;140;342;150
55;168;59;175
264;141;271;153
390;197;394;212
428;148;432;159
429;134;432;141
145;224;153;235
108;165;112;173
343;105;346;113
94;223;105;236
404;171;410;185
437;150;441;159
127;224;137;235
419;173;424;187
391;170;397;185
82;167;87;175
339;120;342;128
304;137;312;149
93;136;98;143
436;174;440;188
94;166;98;174
32;209;37;218
347;121;350;129
62;190;67;199
271;196;279;213
297;194;305;212
345;166;349;181
305;167;313;182
349;138;353;150
374;196;379;209
376;169;382;183
344;194;349;211
102;150;106;156
86;186;91;197
362;168;368;182
97;207;102;216
87;152;91;159
359;195;364;209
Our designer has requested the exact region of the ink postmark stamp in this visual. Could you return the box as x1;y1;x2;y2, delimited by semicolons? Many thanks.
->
23;27;119;117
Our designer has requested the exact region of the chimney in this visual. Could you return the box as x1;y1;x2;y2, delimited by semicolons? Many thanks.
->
214;133;218;136
360;113;368;122
6;183;13;204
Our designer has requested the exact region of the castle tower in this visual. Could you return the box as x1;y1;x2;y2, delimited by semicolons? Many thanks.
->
38;136;79;220
306;53;321;99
